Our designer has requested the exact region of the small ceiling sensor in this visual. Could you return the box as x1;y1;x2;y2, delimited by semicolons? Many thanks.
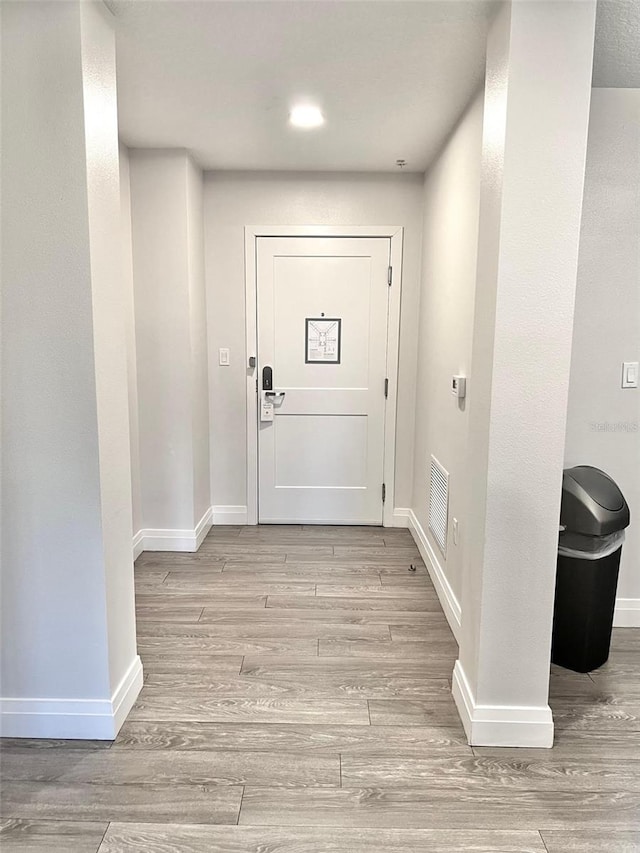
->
396;159;407;168
289;104;325;129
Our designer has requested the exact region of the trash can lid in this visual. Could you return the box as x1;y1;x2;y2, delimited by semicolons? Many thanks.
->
566;466;624;511
561;466;630;536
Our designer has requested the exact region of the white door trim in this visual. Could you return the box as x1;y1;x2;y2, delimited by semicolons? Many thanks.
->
244;225;404;527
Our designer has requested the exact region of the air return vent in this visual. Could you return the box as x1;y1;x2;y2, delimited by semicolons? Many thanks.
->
429;456;449;557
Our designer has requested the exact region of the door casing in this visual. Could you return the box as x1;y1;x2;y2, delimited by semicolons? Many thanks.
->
244;225;404;527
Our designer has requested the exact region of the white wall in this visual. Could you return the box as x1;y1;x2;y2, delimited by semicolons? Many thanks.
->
129;149;211;541
565;88;640;625
204;172;424;514
119;144;143;539
410;89;484;614
187;156;212;523
1;0;141;738
453;0;596;747
2;0;108;705
81;0;138;694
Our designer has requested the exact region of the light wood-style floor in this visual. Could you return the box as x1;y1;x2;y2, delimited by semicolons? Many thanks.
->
1;525;639;852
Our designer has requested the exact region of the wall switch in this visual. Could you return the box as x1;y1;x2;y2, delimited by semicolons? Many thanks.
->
451;375;466;399
219;348;230;366
622;362;638;388
452;517;459;546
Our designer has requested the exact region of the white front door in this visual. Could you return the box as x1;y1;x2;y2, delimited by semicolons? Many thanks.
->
256;236;391;524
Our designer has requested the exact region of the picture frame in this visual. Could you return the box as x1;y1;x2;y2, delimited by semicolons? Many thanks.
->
305;317;342;364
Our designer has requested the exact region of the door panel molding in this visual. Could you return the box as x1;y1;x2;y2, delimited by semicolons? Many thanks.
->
244;225;404;527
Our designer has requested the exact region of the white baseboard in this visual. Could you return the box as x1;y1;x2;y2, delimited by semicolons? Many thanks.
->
193;507;214;547
132;530;144;560
452;660;554;748
211;505;248;525
614;598;640;628
133;507;213;554
111;655;144;734
395;507;462;643
0;655;143;741
391;507;412;527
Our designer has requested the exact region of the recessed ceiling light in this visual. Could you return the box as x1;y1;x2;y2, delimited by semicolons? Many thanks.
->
289;104;325;129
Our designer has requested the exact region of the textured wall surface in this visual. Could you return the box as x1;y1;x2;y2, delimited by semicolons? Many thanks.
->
458;0;596;719
411;88;484;606
565;88;640;612
80;0;137;689
129;150;210;533
2;0;109;701
120;144;143;538
187;156;212;524
1;0;136;708
129;151;195;530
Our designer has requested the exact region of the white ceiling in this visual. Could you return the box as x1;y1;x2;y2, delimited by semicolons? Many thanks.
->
113;0;640;174
113;0;493;172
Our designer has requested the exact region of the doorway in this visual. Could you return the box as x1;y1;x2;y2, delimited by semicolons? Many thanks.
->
245;227;403;526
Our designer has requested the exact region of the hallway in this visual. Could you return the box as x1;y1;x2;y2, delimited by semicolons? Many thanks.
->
1;525;639;852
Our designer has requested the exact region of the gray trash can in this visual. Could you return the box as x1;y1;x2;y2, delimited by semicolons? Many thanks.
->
551;465;630;673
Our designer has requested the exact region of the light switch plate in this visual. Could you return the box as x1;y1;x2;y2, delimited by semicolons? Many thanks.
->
219;348;230;366
451;375;466;398
622;362;638;388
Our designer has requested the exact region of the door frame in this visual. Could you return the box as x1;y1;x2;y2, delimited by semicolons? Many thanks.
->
244;225;404;527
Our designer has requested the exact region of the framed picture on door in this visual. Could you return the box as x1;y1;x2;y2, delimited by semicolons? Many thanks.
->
305;317;342;364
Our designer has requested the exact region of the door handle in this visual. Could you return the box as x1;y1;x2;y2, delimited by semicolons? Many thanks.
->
262;365;273;391
265;391;286;398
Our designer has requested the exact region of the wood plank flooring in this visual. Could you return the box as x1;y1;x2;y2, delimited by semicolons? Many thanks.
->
1;524;639;852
